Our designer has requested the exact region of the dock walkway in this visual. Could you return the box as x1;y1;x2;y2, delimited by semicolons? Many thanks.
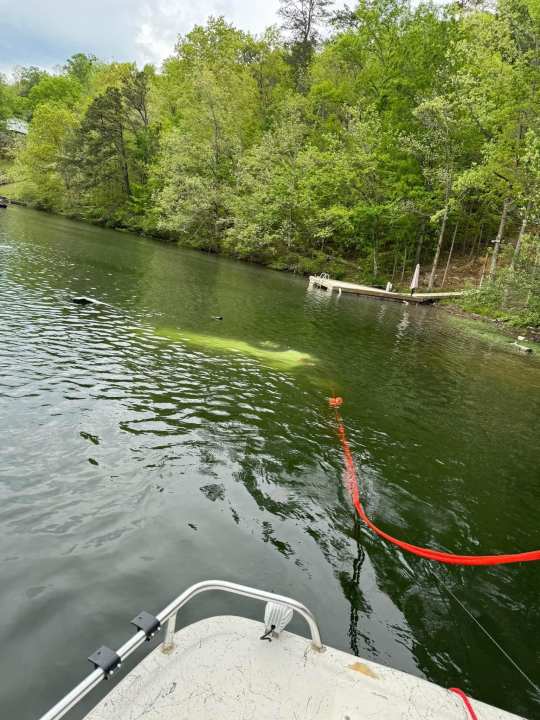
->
308;276;463;304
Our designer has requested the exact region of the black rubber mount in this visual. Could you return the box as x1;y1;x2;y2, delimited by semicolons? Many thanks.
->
88;646;121;678
131;611;161;641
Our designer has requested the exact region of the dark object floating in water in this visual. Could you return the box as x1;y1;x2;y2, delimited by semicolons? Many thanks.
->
212;316;223;320
72;296;100;306
156;485;164;493
80;430;100;446
200;483;225;502
188;523;198;531
0;202;8;209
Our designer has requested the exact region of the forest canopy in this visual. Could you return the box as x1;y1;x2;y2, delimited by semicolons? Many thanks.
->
1;0;539;326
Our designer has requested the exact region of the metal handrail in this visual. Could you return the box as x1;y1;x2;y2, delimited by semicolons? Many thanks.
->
38;580;323;720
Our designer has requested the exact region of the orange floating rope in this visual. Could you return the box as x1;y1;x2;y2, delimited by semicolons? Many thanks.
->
330;398;540;566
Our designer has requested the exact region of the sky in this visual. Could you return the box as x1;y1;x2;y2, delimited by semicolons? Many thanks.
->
0;0;291;76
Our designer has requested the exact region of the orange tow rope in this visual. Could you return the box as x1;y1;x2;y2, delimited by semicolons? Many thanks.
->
330;397;540;566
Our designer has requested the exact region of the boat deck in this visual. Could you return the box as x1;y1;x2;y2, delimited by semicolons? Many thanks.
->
308;276;464;304
84;616;524;720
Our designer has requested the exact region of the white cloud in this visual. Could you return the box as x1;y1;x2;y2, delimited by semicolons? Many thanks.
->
134;0;282;67
0;0;285;74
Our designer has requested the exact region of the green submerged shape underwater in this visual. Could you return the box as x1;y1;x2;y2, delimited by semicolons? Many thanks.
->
153;327;317;370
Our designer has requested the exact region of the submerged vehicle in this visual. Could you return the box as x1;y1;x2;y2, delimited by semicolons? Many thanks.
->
39;579;524;720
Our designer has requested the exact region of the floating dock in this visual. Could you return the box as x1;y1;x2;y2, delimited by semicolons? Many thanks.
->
308;276;464;304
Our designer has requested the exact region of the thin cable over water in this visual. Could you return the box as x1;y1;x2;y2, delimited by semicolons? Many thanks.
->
430;570;540;696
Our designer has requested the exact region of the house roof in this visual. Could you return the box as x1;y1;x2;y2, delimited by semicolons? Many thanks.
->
6;118;29;135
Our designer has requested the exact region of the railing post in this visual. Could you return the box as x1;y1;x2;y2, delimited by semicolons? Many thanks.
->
161;613;177;654
39;580;323;719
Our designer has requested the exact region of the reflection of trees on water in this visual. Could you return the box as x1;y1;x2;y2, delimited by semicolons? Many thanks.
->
221;399;539;718
339;520;367;657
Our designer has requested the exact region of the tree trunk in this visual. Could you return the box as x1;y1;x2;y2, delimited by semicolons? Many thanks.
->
527;241;540;305
400;246;408;283
489;198;511;280
479;251;490;288
511;202;530;270
391;251;397;281
414;227;424;267
470;224;483;258
371;225;378;278
442;222;459;288
461;219;468;254
428;205;448;291
117;125;131;197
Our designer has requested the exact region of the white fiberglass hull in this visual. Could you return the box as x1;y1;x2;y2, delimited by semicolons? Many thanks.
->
84;615;524;720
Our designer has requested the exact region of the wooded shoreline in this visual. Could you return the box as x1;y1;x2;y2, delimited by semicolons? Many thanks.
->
1;196;537;343
1;1;538;331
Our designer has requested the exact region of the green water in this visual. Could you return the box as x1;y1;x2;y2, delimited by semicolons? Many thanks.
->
0;206;539;719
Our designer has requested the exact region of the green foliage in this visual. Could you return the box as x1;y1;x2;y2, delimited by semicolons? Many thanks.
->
63;53;98;86
28;76;82;111
0;75;14;129
4;4;539;327
458;237;540;326
226;101;309;258
279;0;334;88
153;20;263;247
16;103;77;211
13;66;49;97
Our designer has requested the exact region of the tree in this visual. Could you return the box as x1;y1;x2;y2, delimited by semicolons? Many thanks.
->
241;28;294;129
155;65;256;248
0;74;14;128
16;103;77;210
28;76;82;111
450;2;536;279
406;96;470;290
57;64;158;224
63;53;98;86
62;87;132;223
279;0;333;88
13;66;49;97
511;130;540;268
226;102;309;259
152;19;261;246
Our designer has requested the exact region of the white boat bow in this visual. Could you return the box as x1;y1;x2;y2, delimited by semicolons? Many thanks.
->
38;580;526;720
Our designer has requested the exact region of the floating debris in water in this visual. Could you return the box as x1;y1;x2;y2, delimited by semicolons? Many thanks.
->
80;431;100;446
188;523;198;531
71;296;103;306
200;483;225;502
153;327;316;370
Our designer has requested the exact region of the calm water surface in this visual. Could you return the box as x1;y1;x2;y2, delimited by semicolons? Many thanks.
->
1;206;539;718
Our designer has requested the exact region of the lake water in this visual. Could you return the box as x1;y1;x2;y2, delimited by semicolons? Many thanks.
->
1;206;539;719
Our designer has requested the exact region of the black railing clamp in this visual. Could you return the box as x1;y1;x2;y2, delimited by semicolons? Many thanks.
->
131;611;161;641
88;646;121;678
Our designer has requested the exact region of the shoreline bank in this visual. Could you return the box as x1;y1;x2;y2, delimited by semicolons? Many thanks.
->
1;197;537;339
